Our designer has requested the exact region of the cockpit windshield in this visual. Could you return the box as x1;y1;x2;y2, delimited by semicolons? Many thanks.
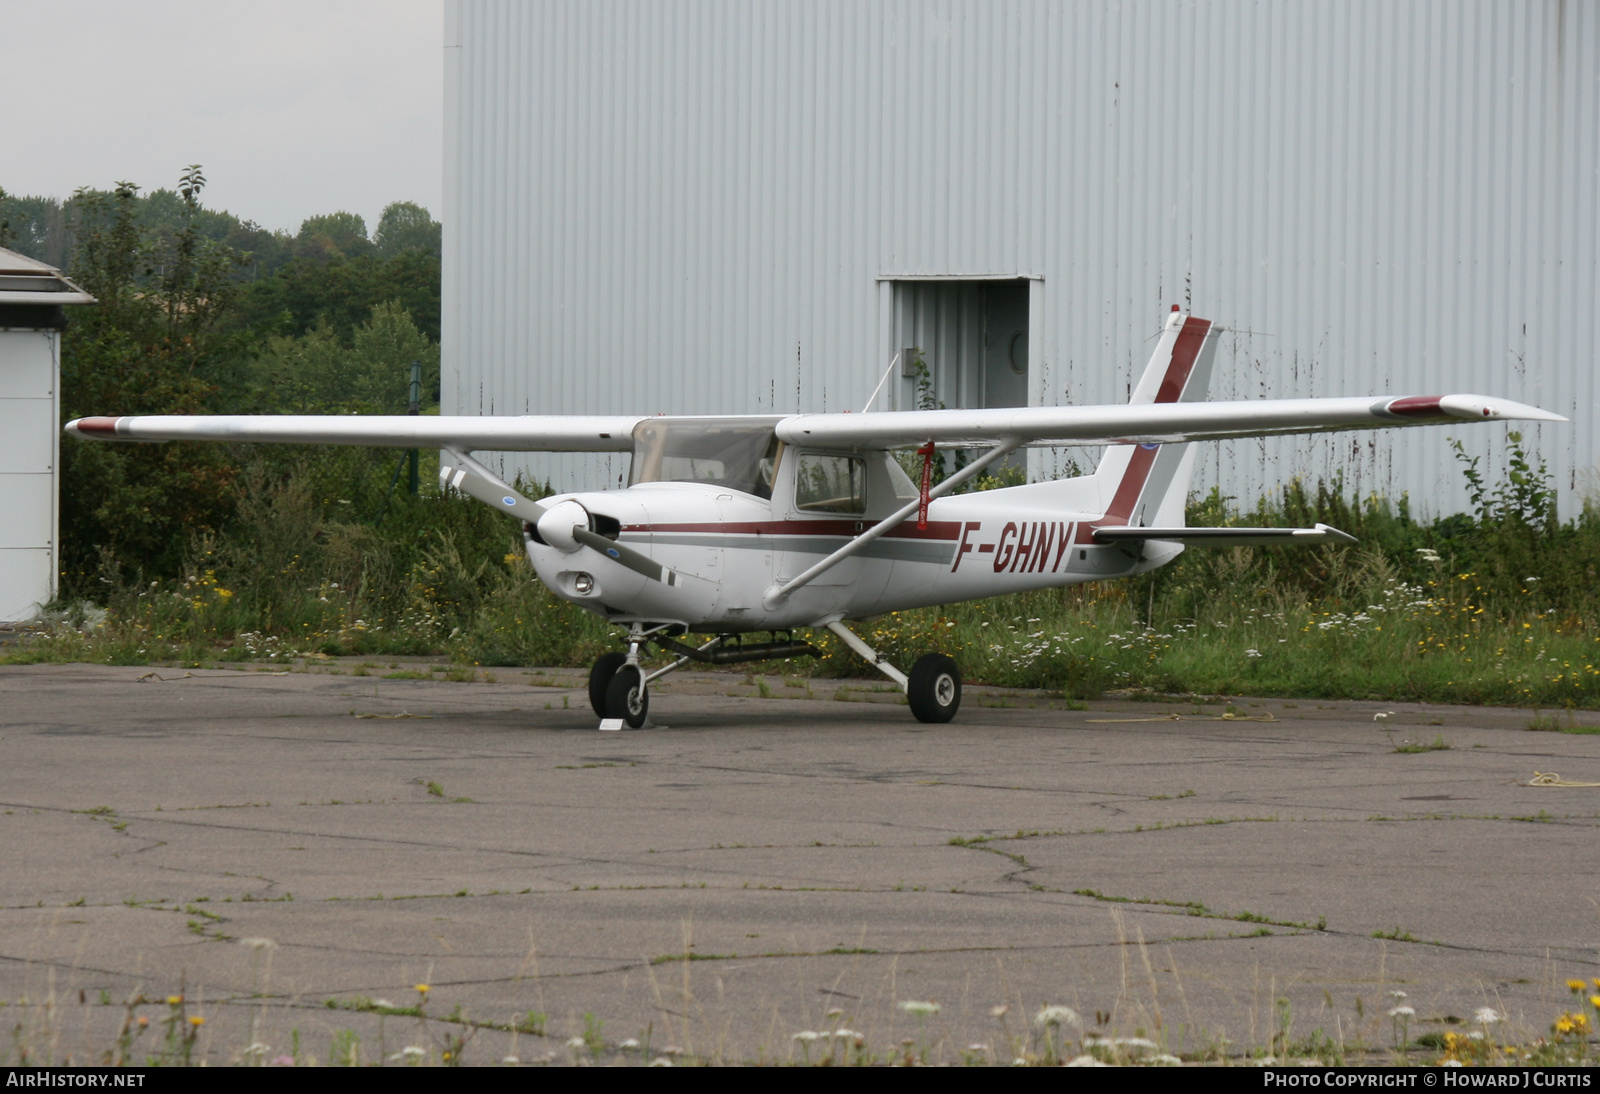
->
629;417;783;499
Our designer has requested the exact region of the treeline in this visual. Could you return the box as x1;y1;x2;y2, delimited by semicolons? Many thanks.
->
2;167;445;591
0;174;440;341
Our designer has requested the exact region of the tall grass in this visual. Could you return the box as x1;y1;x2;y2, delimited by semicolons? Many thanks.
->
15;439;1600;708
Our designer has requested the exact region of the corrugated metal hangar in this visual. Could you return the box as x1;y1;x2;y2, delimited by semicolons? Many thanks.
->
443;0;1596;516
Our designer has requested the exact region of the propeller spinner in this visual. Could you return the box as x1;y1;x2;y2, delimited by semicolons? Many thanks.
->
441;459;678;586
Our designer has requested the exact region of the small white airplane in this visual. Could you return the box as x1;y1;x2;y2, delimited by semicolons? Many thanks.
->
67;307;1563;727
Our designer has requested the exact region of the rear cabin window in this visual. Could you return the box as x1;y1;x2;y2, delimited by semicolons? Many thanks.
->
795;453;866;514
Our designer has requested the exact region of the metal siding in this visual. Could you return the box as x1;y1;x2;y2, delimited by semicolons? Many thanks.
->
448;1;1597;516
0;329;58;618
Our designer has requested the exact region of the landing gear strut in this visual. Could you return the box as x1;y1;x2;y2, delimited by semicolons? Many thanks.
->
588;624;721;729
825;620;962;724
584;622;963;727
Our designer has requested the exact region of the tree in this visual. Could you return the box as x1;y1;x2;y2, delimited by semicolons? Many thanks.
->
296;211;373;261
252;301;438;415
58;168;250;589
373;201;441;258
227;247;441;343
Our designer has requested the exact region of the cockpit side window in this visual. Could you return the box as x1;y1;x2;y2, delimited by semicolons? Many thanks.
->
794;453;866;514
629;418;782;499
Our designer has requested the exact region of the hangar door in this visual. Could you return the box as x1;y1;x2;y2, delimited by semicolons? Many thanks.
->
887;279;1031;412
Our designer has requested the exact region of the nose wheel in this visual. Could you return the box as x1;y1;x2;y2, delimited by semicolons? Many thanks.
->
587;652;628;716
603;664;650;728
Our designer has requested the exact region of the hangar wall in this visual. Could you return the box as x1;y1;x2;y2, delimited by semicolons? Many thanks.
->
444;0;1597;517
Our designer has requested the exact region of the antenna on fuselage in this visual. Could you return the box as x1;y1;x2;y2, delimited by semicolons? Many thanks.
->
861;353;901;414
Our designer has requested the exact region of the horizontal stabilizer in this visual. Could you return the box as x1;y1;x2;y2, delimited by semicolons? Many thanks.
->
1092;523;1358;547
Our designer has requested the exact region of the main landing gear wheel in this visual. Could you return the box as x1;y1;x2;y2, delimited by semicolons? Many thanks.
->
588;652;628;717
907;654;961;723
604;664;650;728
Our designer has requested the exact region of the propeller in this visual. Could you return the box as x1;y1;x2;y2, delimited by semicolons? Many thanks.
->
441;458;678;586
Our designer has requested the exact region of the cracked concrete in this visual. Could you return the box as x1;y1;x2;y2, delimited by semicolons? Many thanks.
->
1;661;1597;1064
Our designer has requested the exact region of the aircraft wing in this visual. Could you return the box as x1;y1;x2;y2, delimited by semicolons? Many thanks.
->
64;414;642;452
773;395;1565;449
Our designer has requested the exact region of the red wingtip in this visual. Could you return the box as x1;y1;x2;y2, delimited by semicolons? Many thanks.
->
1385;397;1446;419
71;416;122;436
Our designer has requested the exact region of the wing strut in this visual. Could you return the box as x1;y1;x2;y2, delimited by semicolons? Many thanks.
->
762;439;1020;609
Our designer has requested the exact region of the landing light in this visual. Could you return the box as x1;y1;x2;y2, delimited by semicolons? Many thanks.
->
574;573;594;595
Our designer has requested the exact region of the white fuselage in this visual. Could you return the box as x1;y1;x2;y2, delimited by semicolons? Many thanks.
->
524;471;1178;632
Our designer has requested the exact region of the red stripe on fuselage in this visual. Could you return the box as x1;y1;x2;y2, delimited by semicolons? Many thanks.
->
624;519;963;541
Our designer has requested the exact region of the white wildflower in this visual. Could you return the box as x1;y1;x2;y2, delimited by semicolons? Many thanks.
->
792;1031;820;1043
1387;1005;1415;1018
1474;1007;1502;1025
565;1036;586;1049
1066;1054;1108;1066
1034;1004;1081;1028
898;1000;940;1017
619;1038;641;1050
649;1057;674;1067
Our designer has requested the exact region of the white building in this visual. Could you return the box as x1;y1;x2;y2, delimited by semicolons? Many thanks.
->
444;0;1597;516
0;248;93;622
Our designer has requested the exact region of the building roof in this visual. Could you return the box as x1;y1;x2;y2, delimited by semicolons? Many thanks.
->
0;247;95;305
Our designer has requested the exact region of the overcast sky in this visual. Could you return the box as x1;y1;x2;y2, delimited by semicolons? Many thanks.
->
2;0;442;235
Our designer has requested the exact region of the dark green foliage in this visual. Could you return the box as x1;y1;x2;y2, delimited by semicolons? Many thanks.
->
59;173;253;584
374;201;443;259
296;211;374;261
51;166;444;597
227;249;442;345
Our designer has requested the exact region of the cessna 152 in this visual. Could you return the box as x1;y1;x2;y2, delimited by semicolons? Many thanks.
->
66;307;1563;727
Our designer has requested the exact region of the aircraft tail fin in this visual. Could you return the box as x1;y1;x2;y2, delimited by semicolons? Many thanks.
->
1091;307;1218;528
